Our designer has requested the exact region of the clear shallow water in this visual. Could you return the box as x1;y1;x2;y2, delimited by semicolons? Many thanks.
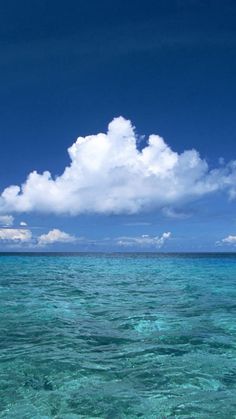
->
0;253;236;418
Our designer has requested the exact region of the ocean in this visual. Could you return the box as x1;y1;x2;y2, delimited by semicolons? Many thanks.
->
0;253;235;418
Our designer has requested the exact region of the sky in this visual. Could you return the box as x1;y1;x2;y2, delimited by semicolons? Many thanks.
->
0;0;236;251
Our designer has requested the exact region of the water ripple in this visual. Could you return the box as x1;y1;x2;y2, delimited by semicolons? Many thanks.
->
0;253;236;418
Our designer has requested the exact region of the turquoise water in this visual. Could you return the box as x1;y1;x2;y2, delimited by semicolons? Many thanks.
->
0;253;236;418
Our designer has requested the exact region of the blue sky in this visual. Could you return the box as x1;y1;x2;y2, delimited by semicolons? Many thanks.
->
0;0;236;251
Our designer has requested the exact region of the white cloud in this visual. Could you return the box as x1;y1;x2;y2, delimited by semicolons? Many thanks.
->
0;215;14;226
1;117;236;215
20;221;27;226
37;229;76;247
217;235;236;246
162;207;191;219
117;232;171;248
0;228;32;242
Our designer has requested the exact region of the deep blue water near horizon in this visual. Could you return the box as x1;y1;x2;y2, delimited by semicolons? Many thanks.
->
0;253;236;418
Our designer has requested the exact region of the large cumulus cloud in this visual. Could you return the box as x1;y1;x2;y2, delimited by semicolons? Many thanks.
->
0;117;236;215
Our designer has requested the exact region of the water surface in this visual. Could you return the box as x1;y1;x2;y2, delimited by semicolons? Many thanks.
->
0;253;236;418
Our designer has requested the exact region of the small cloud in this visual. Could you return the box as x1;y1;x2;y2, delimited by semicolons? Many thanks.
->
37;228;76;247
0;228;32;242
217;235;236;246
0;215;14;226
218;157;225;165
222;235;236;244
20;221;27;226
162;207;191;219
116;232;171;248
